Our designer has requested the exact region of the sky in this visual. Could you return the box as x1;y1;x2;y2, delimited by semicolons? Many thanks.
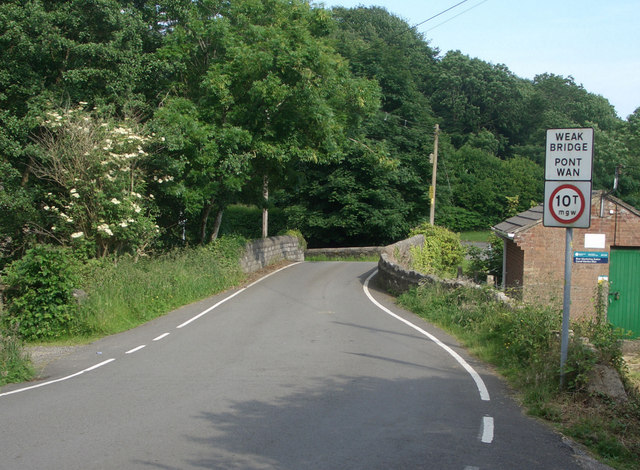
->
323;0;640;120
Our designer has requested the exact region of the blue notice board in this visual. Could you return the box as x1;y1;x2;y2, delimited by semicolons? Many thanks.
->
574;251;609;264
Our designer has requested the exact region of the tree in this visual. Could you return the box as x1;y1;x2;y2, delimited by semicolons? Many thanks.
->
429;51;526;151
153;0;380;239
150;98;251;244
32;105;159;258
282;140;412;247
0;0;155;258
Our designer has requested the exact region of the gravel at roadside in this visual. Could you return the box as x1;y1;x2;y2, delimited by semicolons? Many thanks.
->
26;345;82;377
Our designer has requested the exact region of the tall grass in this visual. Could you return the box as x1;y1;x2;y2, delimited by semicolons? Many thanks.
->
74;236;247;338
399;283;640;469
0;326;33;386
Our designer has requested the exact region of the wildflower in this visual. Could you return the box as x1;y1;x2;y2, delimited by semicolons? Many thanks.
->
110;198;121;205
119;221;128;228
132;203;141;213
97;223;113;237
71;232;84;239
70;188;80;199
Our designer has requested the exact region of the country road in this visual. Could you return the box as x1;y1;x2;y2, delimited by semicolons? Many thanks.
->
1;262;588;469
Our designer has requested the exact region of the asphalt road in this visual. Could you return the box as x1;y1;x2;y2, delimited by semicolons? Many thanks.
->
0;262;587;469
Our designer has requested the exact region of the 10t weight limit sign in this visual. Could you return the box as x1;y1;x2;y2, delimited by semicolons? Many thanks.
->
543;128;593;229
549;184;585;224
544;181;591;228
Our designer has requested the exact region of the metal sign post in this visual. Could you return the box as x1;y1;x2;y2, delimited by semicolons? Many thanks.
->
560;228;573;388
543;128;594;388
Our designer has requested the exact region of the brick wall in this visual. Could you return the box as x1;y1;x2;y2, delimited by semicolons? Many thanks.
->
513;196;640;320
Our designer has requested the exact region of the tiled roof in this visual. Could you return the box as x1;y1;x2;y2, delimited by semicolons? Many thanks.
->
492;205;543;238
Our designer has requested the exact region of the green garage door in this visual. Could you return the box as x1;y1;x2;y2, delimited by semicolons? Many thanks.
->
609;248;640;338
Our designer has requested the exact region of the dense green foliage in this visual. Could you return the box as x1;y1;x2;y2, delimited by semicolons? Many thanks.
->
1;0;638;259
407;223;464;277
399;284;640;469
2;245;79;339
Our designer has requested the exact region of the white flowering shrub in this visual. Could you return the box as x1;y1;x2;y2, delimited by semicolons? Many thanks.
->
34;105;159;257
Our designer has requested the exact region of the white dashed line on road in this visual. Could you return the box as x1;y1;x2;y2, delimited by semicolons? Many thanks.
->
125;345;146;354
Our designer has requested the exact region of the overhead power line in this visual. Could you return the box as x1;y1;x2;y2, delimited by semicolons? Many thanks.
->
413;0;471;29
423;0;490;33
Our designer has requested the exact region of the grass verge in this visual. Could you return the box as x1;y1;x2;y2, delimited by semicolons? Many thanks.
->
0;326;33;386
72;237;247;339
398;283;640;469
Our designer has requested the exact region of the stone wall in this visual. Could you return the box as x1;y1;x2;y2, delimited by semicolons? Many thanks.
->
240;235;305;273
305;246;383;259
375;235;511;304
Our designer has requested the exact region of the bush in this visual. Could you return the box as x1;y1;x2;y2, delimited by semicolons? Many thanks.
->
408;223;465;277
2;245;80;340
280;228;307;251
463;233;504;283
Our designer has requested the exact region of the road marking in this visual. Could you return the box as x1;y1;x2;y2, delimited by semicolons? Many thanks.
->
177;288;246;329
363;270;490;401
1;263;304;398
177;262;301;329
0;359;115;398
153;333;170;341
481;416;494;443
126;345;146;354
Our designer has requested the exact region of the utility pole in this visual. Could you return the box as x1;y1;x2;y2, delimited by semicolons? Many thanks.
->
429;123;440;225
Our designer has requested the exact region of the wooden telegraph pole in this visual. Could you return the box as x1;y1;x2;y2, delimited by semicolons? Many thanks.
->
429;124;440;225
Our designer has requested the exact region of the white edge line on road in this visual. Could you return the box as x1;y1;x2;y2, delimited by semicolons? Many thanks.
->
363;270;490;402
125;345;146;354
153;332;170;341
482;416;495;443
176;262;302;329
0;359;116;398
1;263;303;398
